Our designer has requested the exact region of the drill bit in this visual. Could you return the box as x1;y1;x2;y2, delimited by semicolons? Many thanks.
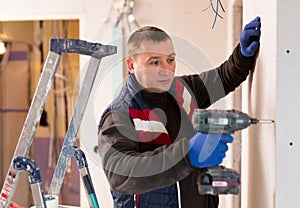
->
250;118;274;124
257;119;274;123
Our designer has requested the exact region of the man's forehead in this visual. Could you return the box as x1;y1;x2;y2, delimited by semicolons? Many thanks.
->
135;40;175;55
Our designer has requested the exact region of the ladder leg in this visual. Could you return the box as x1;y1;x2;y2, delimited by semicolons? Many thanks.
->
48;57;101;195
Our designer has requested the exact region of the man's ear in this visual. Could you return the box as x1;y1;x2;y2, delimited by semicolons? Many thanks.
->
125;57;135;73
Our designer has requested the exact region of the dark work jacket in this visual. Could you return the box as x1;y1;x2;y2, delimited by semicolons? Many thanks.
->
98;44;258;208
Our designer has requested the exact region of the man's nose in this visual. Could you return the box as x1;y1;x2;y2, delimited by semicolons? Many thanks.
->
159;62;174;73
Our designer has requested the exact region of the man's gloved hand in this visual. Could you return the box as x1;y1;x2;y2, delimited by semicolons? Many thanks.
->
188;132;233;168
240;16;261;57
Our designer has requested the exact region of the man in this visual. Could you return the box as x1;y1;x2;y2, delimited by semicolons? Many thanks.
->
98;16;261;208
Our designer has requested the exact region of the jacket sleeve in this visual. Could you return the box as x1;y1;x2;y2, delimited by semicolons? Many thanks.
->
181;44;258;108
98;110;194;194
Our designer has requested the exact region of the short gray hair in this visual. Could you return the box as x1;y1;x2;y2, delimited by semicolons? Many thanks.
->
127;26;172;56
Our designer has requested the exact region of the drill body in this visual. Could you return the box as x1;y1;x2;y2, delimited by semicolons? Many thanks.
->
192;109;260;134
192;109;273;195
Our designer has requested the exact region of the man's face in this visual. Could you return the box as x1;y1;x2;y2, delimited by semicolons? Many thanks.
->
126;39;176;93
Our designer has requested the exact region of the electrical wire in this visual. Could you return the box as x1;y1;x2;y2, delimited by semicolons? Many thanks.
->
202;0;225;29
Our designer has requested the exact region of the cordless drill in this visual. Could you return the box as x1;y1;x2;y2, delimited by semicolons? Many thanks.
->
192;109;274;195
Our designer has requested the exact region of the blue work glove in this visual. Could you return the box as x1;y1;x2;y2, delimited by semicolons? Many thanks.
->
240;16;261;57
188;132;233;168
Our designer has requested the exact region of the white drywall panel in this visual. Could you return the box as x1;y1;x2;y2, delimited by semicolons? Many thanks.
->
276;0;300;207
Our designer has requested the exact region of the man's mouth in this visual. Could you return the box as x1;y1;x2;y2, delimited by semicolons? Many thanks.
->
158;79;171;84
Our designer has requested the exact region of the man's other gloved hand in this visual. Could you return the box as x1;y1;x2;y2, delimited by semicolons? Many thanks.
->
240;16;261;57
188;132;233;168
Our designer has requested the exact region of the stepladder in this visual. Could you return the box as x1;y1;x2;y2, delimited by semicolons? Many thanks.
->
0;38;117;208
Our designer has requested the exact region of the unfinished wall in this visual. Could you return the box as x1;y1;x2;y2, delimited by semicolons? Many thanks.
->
243;0;276;208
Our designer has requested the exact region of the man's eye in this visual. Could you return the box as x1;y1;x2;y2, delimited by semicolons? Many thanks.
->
150;60;159;66
168;58;175;64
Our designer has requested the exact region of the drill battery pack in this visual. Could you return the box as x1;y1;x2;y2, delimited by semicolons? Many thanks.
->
197;166;240;195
